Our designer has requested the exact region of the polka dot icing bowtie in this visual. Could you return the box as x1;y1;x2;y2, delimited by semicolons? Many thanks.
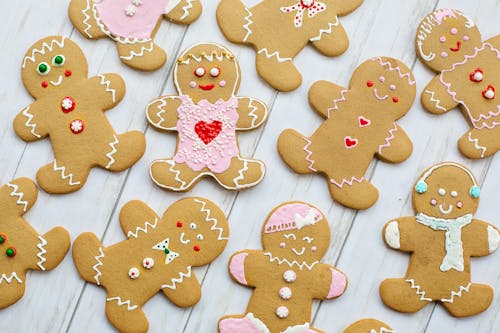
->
152;238;179;264
280;0;327;28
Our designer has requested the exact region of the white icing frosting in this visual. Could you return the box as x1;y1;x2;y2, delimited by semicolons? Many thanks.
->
276;306;289;318
294;209;317;230
142;257;154;269
244;313;271;333
128;267;140;279
385;221;400;249
487;226;500;253
282;323;311;333
283;270;296;283
279;287;292;300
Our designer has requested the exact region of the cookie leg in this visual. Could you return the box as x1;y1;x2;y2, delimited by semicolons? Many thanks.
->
102;131;146;171
256;48;301;91
37;227;70;271
328;176;378;210
36;160;89;194
441;283;493;317
216;0;252;44
105;294;148;333
458;129;499;159
72;232;105;285
380;278;430;313
0;276;25;310
278;130;318;174
116;40;167;71
69;0;107;39
150;159;202;191
213;157;265;190
219;314;265;333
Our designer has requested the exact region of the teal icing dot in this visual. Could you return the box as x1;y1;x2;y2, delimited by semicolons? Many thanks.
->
470;186;480;198
415;181;427;194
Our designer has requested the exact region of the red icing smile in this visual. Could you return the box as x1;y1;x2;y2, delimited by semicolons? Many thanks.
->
199;84;215;91
450;41;461;52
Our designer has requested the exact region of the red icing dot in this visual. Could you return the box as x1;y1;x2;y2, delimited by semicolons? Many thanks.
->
41;81;48;88
177;220;183;228
194;245;201;252
392;97;399;103
65;70;72;77
366;80;374;87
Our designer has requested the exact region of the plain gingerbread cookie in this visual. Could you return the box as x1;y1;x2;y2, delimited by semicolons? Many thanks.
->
343;319;394;333
0;178;70;309
416;9;500;159
69;0;202;70
146;43;268;192
73;197;229;333
380;162;500;317
15;36;146;194
278;57;415;210
217;0;364;91
219;202;347;333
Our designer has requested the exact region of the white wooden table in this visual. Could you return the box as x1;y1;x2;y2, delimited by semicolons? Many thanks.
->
1;0;499;332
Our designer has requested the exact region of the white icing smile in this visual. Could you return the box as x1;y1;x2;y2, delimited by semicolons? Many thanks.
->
180;232;190;244
292;247;306;256
50;75;63;86
373;88;388;101
438;204;453;215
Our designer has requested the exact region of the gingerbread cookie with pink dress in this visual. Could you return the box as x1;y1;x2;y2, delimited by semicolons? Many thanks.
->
146;43;268;192
69;0;202;71
219;202;347;333
417;9;500;158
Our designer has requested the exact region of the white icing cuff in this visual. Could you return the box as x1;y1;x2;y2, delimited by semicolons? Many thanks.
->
487;226;500;253
385;221;400;249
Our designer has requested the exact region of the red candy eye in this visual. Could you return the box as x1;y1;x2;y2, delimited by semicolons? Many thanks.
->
469;68;483;82
210;67;221;77
176;220;183;228
366;80;374;87
41;81;48;88
193;245;201;252
194;66;206;77
392;97;399;103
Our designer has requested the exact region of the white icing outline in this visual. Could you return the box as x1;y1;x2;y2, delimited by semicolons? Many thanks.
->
105;135;119;169
330;176;364;188
291;247;305;256
418;162;478;187
440;282;472;303
93;247;105;285
487;225;500;253
257;48;292;63
146;96;179;130
372;88;388;100
22;37;66;68
309;16;339;42
50;75;63;87
161;265;192;289
53;161;81;186
106;296;138;310
385;221;400;249
423;89;447;112
6;183;29;212
21;106;41;138
378;122;398;154
127;218;159;239
264;252;317;271
119;40;154;61
242;7;253;42
405;278;432;301
235;97;267;130
97;74;117;103
180;232;190;244
438;204;453;215
36;235;48;271
180;0;194;20
0;272;23;284
194;198;228;241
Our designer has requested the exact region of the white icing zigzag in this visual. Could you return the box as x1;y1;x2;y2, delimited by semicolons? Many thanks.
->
180;0;194;20
53;161;81;186
127;218;159;239
242;7;253;42
264;252;317;271
309;17;339;42
22;106;41;138
93;247;105;285
257;48;292;63
194;199;228;240
120;41;154;61
233;158;249;187
6;183;29;212
81;0;94;38
330;176;363;188
97;74;117;103
161;266;192;290
378;122;398;154
23;37;66;68
441;282;472;303
423;90;446;112
106;296;138;311
303;137;317;172
0;272;23;284
405;279;432;301
105;135;119;169
36;235;48;271
247;98;259;128
467;132;487;158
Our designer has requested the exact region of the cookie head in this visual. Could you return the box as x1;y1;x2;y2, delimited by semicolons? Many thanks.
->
174;43;240;103
413;163;480;219
416;9;481;72
262;202;330;262
22;36;88;99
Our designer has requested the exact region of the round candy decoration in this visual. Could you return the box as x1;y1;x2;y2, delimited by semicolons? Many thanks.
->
0;233;6;244
283;270;296;283
6;247;16;257
279;287;292;300
276;306;289;319
128;267;140;279
142;258;154;269
70;119;85;134
61;96;76;113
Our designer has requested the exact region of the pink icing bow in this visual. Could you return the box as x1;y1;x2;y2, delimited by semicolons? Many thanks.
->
280;0;327;28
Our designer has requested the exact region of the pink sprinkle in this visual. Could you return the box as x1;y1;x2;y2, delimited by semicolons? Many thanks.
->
441;51;448;58
389;84;396;91
189;81;196;88
440;36;446;43
219;80;226;87
463;35;470;41
456;201;463;208
379;76;385;82
450;28;458;35
430;199;437;206
280;242;286;248
311;246;317;252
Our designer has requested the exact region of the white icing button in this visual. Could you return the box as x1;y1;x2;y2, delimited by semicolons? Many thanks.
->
128;267;140;279
125;5;136;16
279;287;292;300
210;67;220;77
451;191;458;198
142;258;154;269
132;0;143;5
484;88;495;99
276;306;289;319
283;270;296;283
438;188;446;196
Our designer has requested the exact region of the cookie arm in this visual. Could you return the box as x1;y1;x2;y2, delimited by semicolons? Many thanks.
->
336;0;364;16
14;103;49;141
162;272;202;307
164;0;202;24
236;97;268;130
376;125;413;163
88;74;126;110
228;250;264;287
310;20;349;57
33;226;71;271
383;217;415;252
0;178;38;218
146;96;182;131
118;200;161;239
311;263;347;300
421;75;458;114
485;36;500;48
464;219;499;257
308;80;347;118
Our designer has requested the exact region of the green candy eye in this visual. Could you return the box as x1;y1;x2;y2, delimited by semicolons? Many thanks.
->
52;55;65;66
37;62;50;75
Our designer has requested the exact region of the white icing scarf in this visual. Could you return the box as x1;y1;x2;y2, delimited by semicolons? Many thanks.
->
416;213;473;272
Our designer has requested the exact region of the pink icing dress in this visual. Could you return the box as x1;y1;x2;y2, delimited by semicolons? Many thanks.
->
96;0;171;39
174;95;239;173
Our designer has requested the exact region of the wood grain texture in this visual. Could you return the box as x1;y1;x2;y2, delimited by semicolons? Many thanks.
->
0;0;498;332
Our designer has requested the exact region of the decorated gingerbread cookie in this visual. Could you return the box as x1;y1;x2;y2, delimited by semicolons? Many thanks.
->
217;0;364;91
146;43;268;192
73;197;229;333
343;319;394;333
0;178;70;309
380;162;500;317
14;36;146;194
416;9;500;159
278;57;415;210
219;202;347;333
69;0;202;70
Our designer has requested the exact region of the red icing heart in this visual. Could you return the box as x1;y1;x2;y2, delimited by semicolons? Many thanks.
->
358;116;370;127
194;121;223;144
344;136;358;149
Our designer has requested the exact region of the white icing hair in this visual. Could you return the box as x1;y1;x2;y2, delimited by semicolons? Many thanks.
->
418;162;478;186
23;37;66;68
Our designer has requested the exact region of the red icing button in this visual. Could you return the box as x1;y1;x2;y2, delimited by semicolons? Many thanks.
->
193;245;201;252
482;85;495;100
70;119;85;134
41;81;48;88
61;96;76;113
392;97;399;103
194;120;223;144
65;70;72;77
366;80;374;87
469;68;483;82
176;220;183;228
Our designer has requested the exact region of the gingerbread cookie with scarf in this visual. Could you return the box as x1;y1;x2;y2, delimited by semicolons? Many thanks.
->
73;197;229;333
14;36;146;194
278;57;415;210
380;162;500;317
217;0;363;91
219;202;347;333
343;319;394;333
0;178;70;309
146;43;268;192
69;0;202;70
417;9;500;159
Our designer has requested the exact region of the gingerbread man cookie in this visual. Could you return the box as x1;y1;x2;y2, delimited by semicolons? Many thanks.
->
417;9;500;159
343;319;394;333
73;197;229;333
219;202;347;333
146;43;268;192
380;162;500;317
15;36;146;194
0;178;70;309
69;0;202;70
217;0;364;91
278;57;415;210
